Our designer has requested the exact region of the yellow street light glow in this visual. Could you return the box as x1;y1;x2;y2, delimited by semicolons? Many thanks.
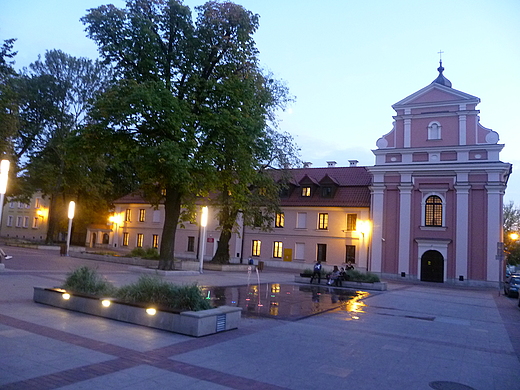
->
0;159;10;194
510;233;519;241
109;214;122;224
62;293;71;300
101;300;111;307
357;220;371;235
201;206;208;227
146;308;157;315
68;201;76;219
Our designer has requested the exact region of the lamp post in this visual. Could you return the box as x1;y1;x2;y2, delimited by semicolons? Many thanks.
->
0;160;10;266
358;220;371;271
198;206;208;274
66;201;75;256
109;213;122;248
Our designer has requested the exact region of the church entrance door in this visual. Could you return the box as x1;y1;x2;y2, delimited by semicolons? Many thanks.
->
420;250;444;282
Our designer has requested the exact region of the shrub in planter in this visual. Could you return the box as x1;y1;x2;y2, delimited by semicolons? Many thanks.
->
115;275;211;311
347;269;380;283
127;247;160;260
62;266;117;296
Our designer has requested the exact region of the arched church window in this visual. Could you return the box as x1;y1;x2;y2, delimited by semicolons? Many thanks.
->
425;195;443;226
428;122;441;140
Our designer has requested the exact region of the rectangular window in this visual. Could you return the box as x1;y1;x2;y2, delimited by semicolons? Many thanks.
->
318;213;328;230
301;186;311;197
139;209;145;222
16;216;22;227
346;245;356;263
23;216;29;228
275;212;284;228
125;209;131;222
152;234;159;249
347;214;357;231
296;212;307;229
32;217;39;228
321;186;333;198
294;243;305;260
273;241;283;258
9;201;14;208
18;202;23;208
7;215;13;226
187;236;195;252
153;210;161;223
137;233;144;247
252;240;261;257
25;203;30;209
35;198;41;208
317;243;327;262
425;195;443;226
122;232;129;246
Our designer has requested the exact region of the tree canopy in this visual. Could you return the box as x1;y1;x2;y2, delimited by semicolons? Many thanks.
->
83;0;295;269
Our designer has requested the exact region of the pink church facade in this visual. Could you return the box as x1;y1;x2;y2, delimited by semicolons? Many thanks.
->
368;63;511;285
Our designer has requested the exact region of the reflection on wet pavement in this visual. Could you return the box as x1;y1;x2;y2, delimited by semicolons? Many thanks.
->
202;283;370;321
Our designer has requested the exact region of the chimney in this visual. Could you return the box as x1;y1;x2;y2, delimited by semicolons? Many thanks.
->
348;160;359;167
326;161;337;167
303;162;312;168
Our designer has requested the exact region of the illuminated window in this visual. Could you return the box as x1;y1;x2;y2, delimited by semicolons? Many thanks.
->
122;232;129;246
346;245;356;263
273;241;283;258
425;195;443;226
347;214;357;231
137;233;144;247
187;236;195;252
301;186;311;197
317;243;327;262
318;213;328;230
125;209;131;222
275;213;284;228
252;240;261;257
35;198;41;208
139;209;145;222
152;234;159;249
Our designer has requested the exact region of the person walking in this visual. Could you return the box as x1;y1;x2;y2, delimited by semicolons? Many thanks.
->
310;260;322;284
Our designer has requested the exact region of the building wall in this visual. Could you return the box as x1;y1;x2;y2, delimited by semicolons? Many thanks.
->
0;192;49;242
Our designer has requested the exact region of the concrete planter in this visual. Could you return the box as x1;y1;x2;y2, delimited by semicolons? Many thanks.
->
33;287;241;337
294;276;387;291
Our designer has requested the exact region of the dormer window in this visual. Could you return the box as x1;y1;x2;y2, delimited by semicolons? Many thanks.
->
301;186;311;197
321;186;333;198
428;121;441;140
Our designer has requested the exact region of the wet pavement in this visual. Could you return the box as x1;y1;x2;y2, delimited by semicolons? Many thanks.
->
1;245;519;390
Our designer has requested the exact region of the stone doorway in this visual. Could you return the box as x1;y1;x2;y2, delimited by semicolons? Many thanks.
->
420;250;444;282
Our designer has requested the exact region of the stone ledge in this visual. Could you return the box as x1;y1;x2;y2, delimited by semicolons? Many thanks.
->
294;276;387;291
33;287;241;337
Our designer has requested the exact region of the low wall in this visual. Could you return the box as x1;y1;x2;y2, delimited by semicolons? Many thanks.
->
294;276;387;291
33;287;241;337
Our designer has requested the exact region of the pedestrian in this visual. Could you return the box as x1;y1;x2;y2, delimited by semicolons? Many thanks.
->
310;260;322;284
327;265;340;286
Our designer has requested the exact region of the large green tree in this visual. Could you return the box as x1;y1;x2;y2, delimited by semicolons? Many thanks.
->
12;50;113;243
504;201;520;265
83;0;292;269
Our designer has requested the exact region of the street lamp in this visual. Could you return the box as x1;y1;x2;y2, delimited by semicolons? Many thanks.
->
66;201;75;256
357;220;371;271
108;213;122;247
0;160;10;266
198;206;208;274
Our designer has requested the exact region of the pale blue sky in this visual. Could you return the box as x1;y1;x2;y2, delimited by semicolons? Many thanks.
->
1;0;519;200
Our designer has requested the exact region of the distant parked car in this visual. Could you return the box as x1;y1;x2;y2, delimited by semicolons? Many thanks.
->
504;274;520;297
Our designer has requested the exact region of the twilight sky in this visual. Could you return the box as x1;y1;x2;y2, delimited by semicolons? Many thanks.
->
1;0;519;201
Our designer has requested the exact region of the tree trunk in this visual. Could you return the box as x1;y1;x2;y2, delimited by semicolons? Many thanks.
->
158;188;182;270
210;207;238;264
45;194;59;244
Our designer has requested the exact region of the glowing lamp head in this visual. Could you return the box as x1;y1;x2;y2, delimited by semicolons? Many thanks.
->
68;201;75;219
510;233;519;241
200;206;208;227
146;308;157;316
101;300;111;307
357;220;371;235
62;293;71;300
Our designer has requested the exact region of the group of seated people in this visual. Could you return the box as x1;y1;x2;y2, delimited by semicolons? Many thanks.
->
326;263;354;286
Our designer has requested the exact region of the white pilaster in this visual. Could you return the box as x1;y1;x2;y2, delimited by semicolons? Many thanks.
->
458;115;467;146
369;185;385;273
398;184;413;275
404;118;411;148
486;184;505;282
454;184;470;279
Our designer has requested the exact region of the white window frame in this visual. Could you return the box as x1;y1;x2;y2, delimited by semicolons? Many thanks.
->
428;121;442;140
